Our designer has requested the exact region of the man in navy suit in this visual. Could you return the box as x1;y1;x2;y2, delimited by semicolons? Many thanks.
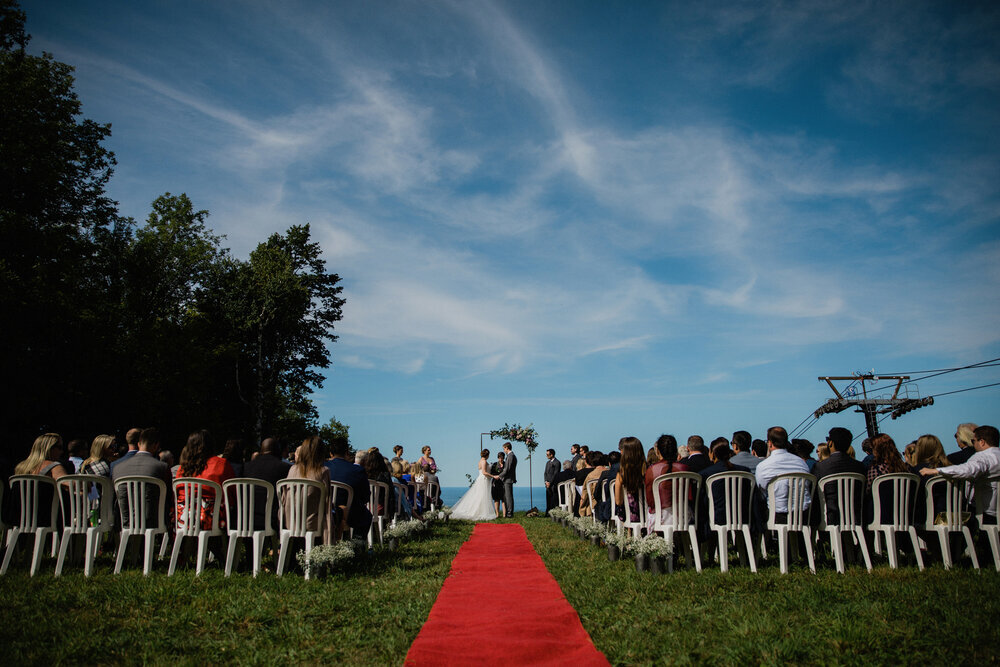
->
325;435;372;537
497;442;517;517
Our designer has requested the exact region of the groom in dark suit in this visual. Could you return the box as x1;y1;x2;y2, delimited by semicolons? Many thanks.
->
498;442;517;517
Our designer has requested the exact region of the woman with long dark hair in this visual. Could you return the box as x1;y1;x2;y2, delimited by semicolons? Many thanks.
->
644;434;689;529
177;430;235;530
614;437;646;526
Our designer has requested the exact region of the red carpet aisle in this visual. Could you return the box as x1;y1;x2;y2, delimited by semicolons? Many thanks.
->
405;523;609;666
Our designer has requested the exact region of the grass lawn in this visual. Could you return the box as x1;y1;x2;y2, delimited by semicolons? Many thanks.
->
2;516;999;665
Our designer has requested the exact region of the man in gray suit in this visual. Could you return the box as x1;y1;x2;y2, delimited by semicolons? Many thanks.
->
497;442;517;517
112;427;174;527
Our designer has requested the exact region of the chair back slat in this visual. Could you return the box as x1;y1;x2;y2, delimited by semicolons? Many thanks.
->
869;473;919;531
223;478;275;537
57;475;112;532
705;471;755;530
766;473;815;529
817;473;865;530
277;479;328;536
652;472;702;530
924;477;966;530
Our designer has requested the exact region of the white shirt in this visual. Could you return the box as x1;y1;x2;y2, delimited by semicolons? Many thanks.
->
938;447;1000;516
756;448;811;513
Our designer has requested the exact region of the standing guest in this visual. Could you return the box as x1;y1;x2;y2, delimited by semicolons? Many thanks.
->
391;445;405;466
418;446;437;473
285;435;333;544
645;435;688;530
614;437;646;527
222;439;246;477
680;436;710;473
325;435;372;539
731;431;760;473
755;426;811;515
543;448;560;513
110;428;142;470
66;438;87;473
243;437;291;529
177;430;235;530
569;444;582;470
112;428;174;528
81;434;116;479
948;423;978;465
920;425;1000;524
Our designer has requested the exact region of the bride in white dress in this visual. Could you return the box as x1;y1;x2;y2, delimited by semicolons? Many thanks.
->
450;449;498;521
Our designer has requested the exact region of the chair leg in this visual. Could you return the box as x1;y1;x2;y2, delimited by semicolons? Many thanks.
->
688;527;702;573
55;529;73;577
31;529;51;577
84;530;97;577
168;533;184;576
854;528;873;572
1;529;22;575
742;527;757;573
114;533;130;574
225;533;239;577
985;529;1000;572
829;528;845;574
276;533;289;577
303;534;315;580
961;528;980;570
907;527;924;571
143;531;156;575
196;533;210;575
801;527;816;573
252;533;264;577
159;533;170;559
937;530;952;570
777;528;789;574
717;529;728;573
884;530;898;568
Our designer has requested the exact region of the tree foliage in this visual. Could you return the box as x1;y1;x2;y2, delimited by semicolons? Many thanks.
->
0;2;347;457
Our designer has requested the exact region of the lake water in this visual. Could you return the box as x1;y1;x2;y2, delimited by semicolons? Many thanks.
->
440;486;548;511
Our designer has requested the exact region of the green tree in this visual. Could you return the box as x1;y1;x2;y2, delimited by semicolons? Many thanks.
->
230;224;346;444
318;416;350;446
0;1;128;440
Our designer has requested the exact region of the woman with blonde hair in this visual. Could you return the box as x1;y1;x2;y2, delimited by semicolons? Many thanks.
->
81;434;116;478
284;435;333;543
909;434;952;525
15;433;69;479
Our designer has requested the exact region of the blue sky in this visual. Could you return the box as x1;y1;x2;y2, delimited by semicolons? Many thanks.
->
23;1;1000;485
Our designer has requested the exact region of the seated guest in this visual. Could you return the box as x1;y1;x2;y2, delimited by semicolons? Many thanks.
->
730;431;760;473
110;428;142;471
284;435;332;543
159;450;175;471
66;438;88;473
791;439;818;472
177;430;235;530
222;439;246;477
578;451;607;517
593;450;621;523
551;460;577;498
364;447;398;521
751;439;767;459
815;443;831;463
16;432;69;480
908;434;951;526
243;437;291;529
865;433;909;524
112;428;174;528
813;427;865;524
755;426;811;516
920;425;1000;524
644;435;688;530
573;452;596;515
679;436;710;472
614;437;646;527
948;423;978;465
699;439;751;554
325;435;372;538
81;434;116;479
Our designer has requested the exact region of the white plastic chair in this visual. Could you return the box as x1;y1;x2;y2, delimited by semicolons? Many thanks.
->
368;481;391;546
766;472;816;574
817;473;872;573
620;489;648;539
170;478;225;575
922;476;978;570
976;475;1000;572
55;475;113;577
868;472;924;571
1;475;60;576
651;472;702;573
425;480;440;512
276;478;328;579
610;479;623;536
557;479;576;513
705;471;758;573
114;475;169;575
330;480;355;538
223;478;277;577
392;482;407;525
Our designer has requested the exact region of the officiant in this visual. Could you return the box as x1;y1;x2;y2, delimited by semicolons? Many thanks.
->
491;451;506;518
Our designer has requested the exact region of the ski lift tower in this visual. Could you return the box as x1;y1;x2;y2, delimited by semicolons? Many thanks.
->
813;373;933;440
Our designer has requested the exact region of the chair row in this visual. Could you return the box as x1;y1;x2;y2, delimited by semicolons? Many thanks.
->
559;471;1000;574
0;474;381;578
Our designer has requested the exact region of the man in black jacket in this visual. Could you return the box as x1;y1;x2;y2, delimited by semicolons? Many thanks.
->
243;437;291;529
543;448;560;513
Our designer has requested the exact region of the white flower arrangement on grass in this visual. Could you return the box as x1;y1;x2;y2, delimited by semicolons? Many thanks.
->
603;530;632;550
296;538;366;577
630;534;673;558
580;520;605;538
384;519;428;540
548;508;570;521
